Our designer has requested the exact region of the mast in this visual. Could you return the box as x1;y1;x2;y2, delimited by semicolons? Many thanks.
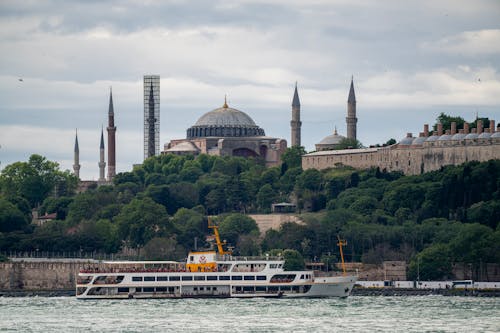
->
337;236;347;276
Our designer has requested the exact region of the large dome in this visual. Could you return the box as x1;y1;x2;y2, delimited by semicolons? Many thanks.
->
187;100;265;139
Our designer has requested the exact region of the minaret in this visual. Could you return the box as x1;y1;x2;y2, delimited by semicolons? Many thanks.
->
346;76;357;140
147;82;156;158
98;127;106;182
73;129;80;179
290;82;302;147
107;88;116;181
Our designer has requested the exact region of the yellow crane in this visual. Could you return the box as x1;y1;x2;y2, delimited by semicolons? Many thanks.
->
337;236;347;276
208;218;232;255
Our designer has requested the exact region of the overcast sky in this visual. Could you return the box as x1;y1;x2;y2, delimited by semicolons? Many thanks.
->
0;0;499;180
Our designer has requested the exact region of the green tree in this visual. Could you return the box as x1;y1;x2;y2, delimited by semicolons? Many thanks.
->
256;184;277;212
282;249;305;271
218;214;258;246
0;198;29;232
335;138;363;150
408;243;453;280
143;237;185;260
281;146;306;170
433;113;466;132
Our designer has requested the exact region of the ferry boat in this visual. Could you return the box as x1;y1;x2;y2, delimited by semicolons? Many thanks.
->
76;222;357;299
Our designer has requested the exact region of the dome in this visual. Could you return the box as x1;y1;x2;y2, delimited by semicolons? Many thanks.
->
491;132;500;138
412;137;426;145
438;134;452;141
465;133;479;140
451;133;466;140
187;100;265;139
399;133;415;145
166;141;200;153
478;132;491;139
317;128;345;146
426;135;439;142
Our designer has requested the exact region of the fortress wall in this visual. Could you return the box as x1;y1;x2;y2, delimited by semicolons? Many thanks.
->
303;138;500;175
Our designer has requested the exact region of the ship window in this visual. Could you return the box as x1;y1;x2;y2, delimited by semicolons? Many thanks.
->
156;287;167;292
168;287;175;292
270;264;277;269
132;277;142;282
136;288;142;292
194;276;205;281
190;256;194;261
256;276;266;281
182;276;193;281
280;286;291;291
219;276;230;280
300;274;304;279
144;276;155;281
144;287;154;292
244;276;255;280
213;287;217;291
194;287;198;291
256;286;266;292
200;287;204;291
207;276;217;281
243;286;254;292
157;276;168;281
118;287;129;293
231;276;242;280
170;276;180;281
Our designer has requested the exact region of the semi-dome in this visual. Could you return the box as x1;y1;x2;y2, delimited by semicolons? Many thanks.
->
399;133;415;145
491;131;500;138
187;99;265;139
411;136;426;145
465;133;479;140
426;135;439;142
478;132;491;139
451;133;466;140
438;134;453;141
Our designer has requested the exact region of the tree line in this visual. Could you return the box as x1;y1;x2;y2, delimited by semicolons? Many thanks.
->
0;150;498;279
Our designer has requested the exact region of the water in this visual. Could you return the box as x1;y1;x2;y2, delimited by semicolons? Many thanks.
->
0;296;498;332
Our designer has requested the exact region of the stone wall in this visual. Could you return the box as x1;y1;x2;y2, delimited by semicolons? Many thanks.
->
303;136;500;175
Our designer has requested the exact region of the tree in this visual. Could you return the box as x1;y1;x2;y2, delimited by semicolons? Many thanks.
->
218;214;259;246
256;184;277;212
283;249;305;270
408;243;452;280
433;113;465;132
0;198;29;232
335;138;363;150
281;146;306;170
143;237;185;260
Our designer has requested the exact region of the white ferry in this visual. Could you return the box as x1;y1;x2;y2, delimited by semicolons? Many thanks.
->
76;223;357;299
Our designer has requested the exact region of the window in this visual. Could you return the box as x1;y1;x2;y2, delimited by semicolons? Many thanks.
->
118;287;129;293
244;276;255;280
194;276;205;281
144;276;155;281
231;276;242;280
170;276;180;281
219;276;230;280
270;264;277;269
156;287;167;292
143;287;154;292
182;276;193;281
157;276;168;281
207;276;217;281
257;276;266;281
132;277;142;282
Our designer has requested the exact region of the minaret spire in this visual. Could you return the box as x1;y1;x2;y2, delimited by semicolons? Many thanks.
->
290;82;302;147
146;82;156;158
73;129;81;179
107;87;116;181
346;76;357;140
98;126;106;183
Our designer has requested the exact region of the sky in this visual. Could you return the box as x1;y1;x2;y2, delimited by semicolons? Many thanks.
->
0;0;499;180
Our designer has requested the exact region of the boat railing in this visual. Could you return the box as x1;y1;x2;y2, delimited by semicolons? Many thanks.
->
216;254;283;261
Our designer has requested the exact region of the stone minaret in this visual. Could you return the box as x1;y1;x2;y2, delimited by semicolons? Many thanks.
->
73;129;80;179
98;127;106;182
107;88;116;181
346;77;357;140
290;82;302;147
147;82;156;158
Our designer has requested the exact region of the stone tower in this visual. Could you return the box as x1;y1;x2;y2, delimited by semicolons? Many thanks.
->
290;82;302;147
73;129;80;179
107;88;116;181
346;77;357;140
98;127;106;182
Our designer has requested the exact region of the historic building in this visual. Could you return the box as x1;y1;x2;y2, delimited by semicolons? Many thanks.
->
73;130;80;179
303;119;500;175
290;83;302;147
163;98;287;167
107;89;117;181
144;75;160;160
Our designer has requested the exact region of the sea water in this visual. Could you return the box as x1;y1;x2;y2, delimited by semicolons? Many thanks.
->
0;296;498;332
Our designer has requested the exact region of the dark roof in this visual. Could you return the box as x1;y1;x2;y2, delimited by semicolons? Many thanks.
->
348;77;356;103
292;83;300;107
108;88;114;115
74;131;79;152
100;128;105;149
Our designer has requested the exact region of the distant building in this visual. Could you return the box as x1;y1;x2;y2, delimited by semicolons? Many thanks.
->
163;97;287;167
291;83;302;147
107;88;116;181
73;130;80;179
144;75;160;160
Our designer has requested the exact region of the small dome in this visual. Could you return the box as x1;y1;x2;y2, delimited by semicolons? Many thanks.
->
412;137;426;145
317;128;345;145
491;132;500;138
438;134;452;141
478;132;491;139
399;134;415;145
465;133;479;140
425;135;439;142
451;133;466;140
166;141;200;152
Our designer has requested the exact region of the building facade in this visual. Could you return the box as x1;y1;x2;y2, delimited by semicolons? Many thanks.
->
144;75;160;160
303;120;500;175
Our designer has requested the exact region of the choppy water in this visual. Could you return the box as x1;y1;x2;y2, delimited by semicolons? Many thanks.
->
0;296;498;332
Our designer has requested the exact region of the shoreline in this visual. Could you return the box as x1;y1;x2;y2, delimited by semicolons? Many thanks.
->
0;288;498;298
